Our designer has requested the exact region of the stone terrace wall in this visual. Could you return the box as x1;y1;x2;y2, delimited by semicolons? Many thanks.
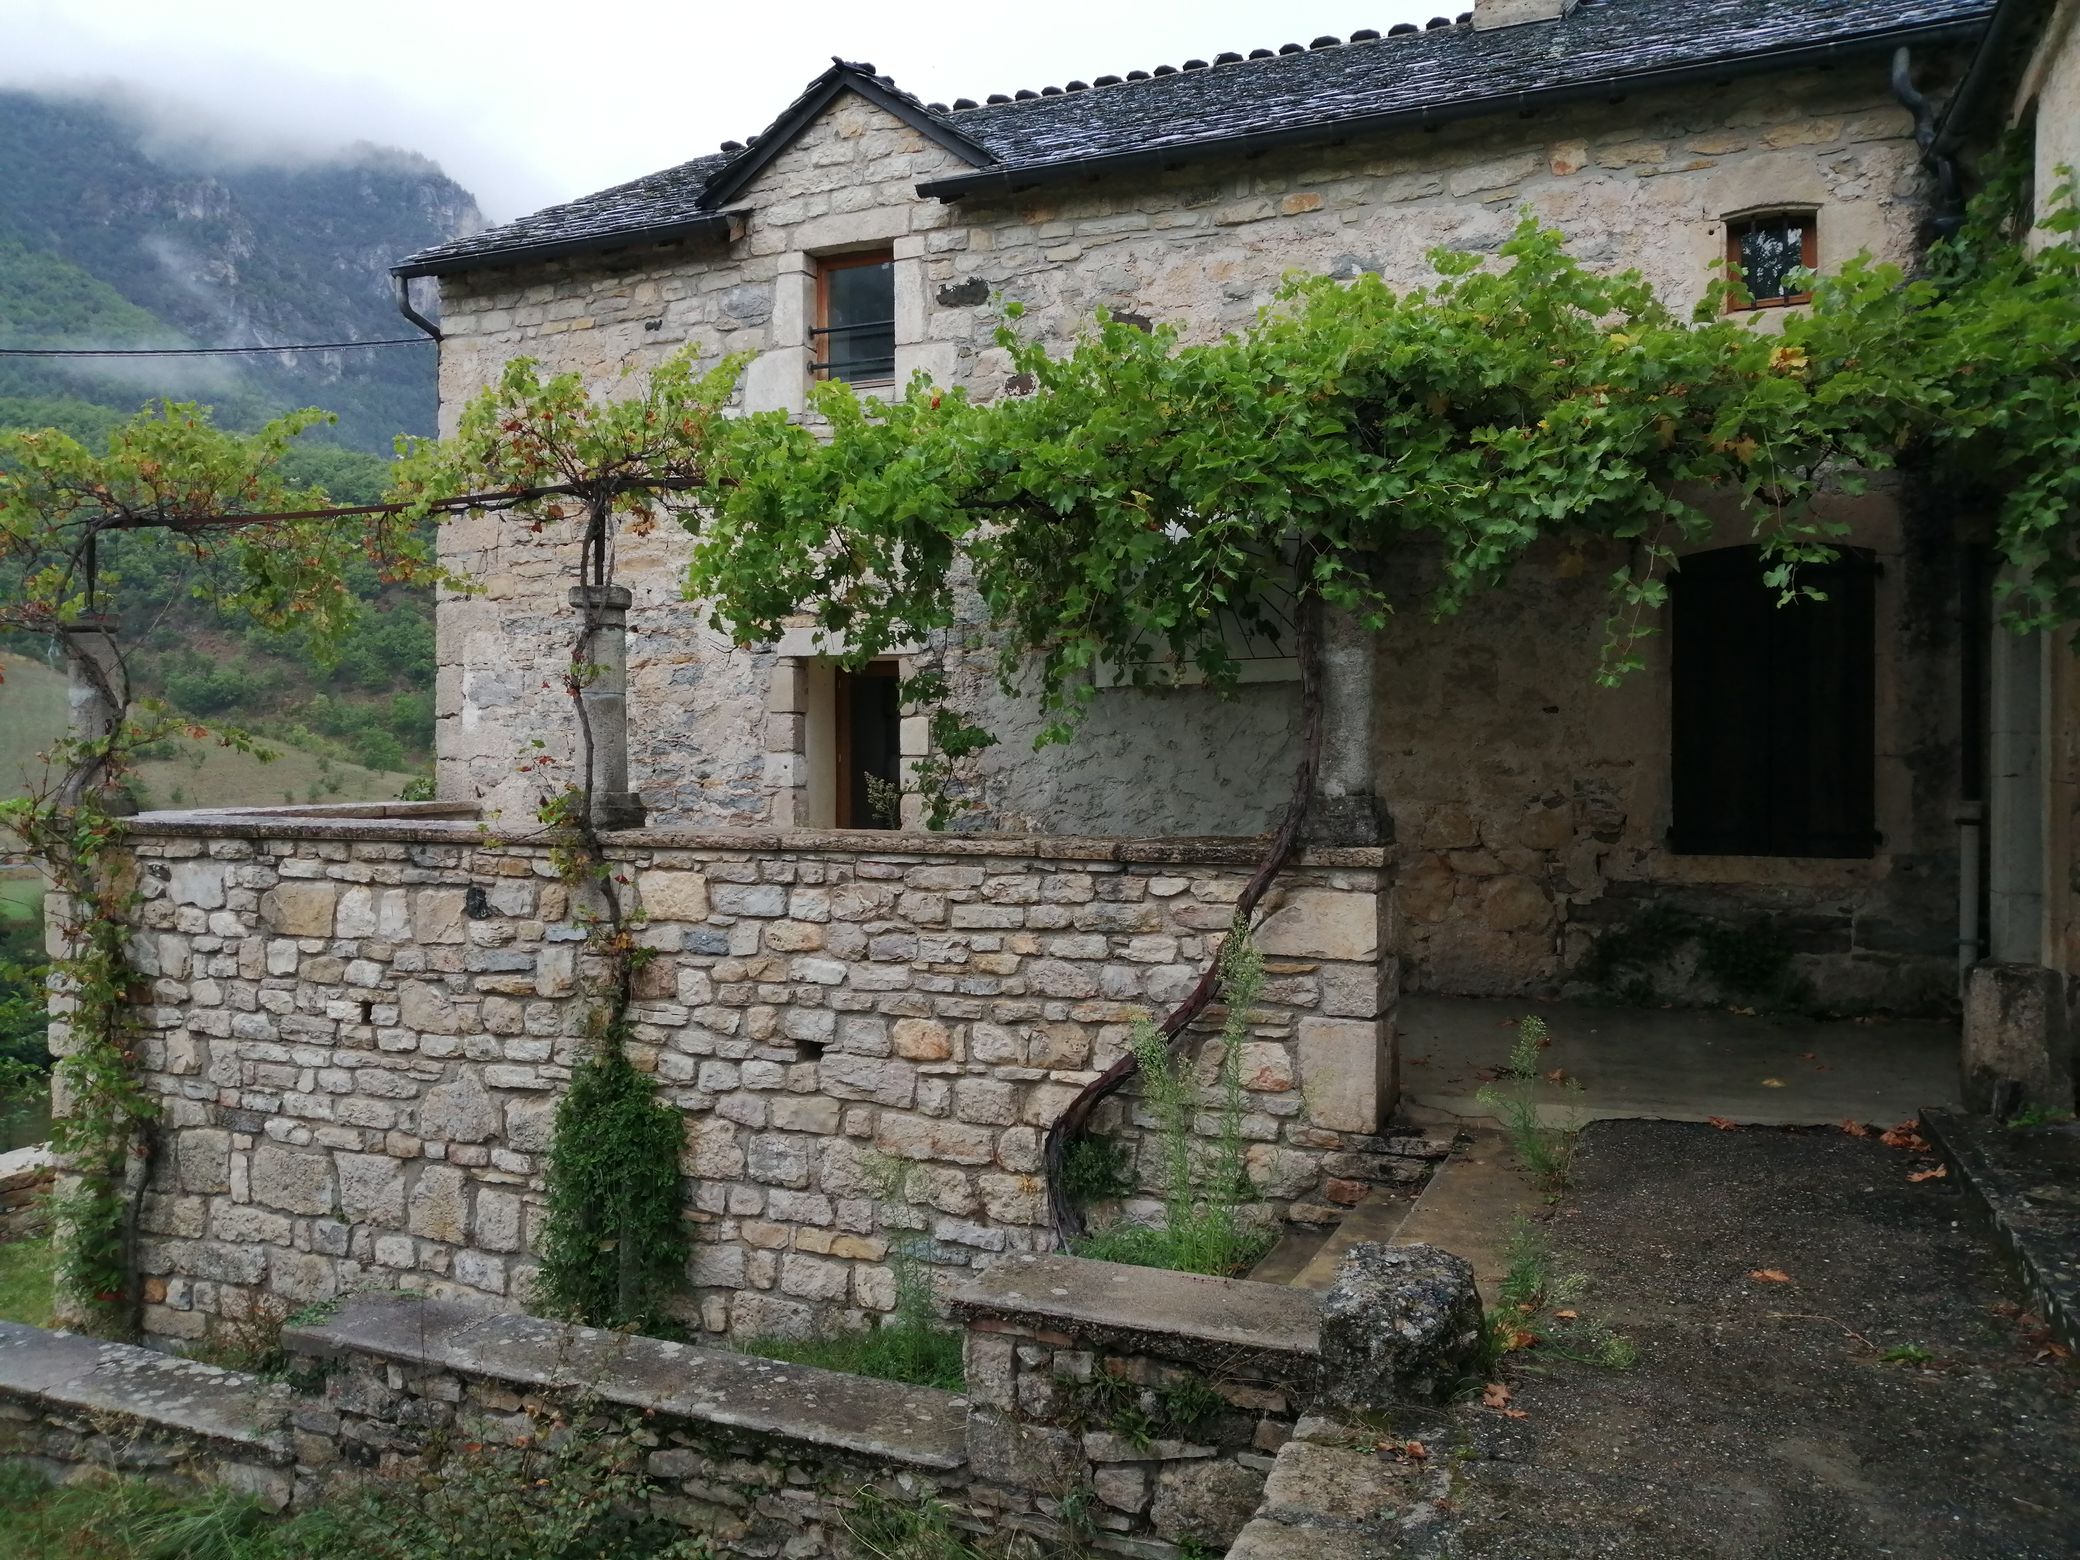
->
107;807;1414;1352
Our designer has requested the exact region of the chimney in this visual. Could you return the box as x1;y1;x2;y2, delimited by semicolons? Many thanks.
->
1473;0;1580;30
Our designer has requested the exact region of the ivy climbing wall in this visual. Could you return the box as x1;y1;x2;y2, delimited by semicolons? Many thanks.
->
111;809;1434;1352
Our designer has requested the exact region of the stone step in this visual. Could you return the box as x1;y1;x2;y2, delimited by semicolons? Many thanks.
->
1286;1130;1536;1299
1246;1221;1333;1286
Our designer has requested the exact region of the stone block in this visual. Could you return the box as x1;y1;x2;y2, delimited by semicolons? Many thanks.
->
250;1145;335;1216
419;1073;498;1144
1963;962;2074;1114
1150;1459;1265;1547
177;1129;232;1194
1319;1242;1483;1408
1297;1017;1386;1135
1257;891;1377;962
966;1408;1081;1490
407;1165;469;1243
643;870;710;922
337;1153;407;1226
259;882;336;939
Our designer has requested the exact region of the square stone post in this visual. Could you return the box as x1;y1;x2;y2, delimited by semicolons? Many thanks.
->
1303;603;1387;847
59;614;135;815
568;584;645;830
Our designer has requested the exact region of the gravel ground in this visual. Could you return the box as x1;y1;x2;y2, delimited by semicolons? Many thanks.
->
1422;1119;2078;1560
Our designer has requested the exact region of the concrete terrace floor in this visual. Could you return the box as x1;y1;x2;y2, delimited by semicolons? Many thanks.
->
1398;994;1961;1130
1409;1119;2080;1560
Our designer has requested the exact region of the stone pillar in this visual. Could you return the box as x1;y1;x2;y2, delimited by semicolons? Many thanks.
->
1304;604;1388;847
567;585;645;831
59;614;134;815
1963;962;2075;1115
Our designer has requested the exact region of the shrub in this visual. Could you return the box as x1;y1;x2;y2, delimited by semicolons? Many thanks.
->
1074;921;1274;1277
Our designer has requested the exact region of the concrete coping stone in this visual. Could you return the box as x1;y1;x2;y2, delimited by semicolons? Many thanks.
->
284;1294;969;1470
0;1142;54;1190
949;1253;1323;1362
120;809;1388;869
0;1319;292;1461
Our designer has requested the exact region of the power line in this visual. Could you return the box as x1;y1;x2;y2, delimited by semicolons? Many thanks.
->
0;337;433;358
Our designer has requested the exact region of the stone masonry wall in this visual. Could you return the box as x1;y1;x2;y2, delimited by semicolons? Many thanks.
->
108;810;1411;1353
425;56;1966;1011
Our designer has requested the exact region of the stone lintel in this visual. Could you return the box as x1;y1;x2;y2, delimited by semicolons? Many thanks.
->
285;1294;968;1470
120;809;1389;870
949;1253;1322;1372
0;1319;292;1460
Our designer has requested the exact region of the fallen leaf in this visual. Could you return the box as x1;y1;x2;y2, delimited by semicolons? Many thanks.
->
1907;1164;1948;1183
1839;1119;1872;1138
1761;1077;1786;1088
1502;1406;1530;1419
1544;1068;1572;1084
1801;1051;1818;1061
1707;1116;1740;1131
1553;1309;1579;1321
1482;1382;1513;1408
1880;1120;1928;1151
1749;1269;1792;1284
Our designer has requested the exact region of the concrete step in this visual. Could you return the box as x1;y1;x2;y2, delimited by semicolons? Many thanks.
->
1247;1220;1333;1286
1283;1130;1537;1299
1289;1184;1420;1291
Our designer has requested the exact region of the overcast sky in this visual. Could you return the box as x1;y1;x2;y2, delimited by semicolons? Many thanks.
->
2;0;1447;221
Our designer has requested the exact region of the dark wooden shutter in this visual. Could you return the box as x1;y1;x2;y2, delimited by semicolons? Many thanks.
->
1670;547;1875;857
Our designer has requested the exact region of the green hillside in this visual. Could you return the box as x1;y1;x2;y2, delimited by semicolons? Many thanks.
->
0;85;477;801
0;652;417;811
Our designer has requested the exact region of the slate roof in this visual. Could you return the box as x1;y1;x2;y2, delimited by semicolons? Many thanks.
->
399;0;1992;277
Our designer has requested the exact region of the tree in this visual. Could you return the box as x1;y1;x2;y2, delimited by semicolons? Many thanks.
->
0;400;429;1333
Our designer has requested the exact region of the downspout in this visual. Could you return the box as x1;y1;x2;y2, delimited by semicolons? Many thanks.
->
394;274;442;342
1891;46;1966;234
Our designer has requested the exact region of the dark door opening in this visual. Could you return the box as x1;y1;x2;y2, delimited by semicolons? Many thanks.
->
835;663;902;829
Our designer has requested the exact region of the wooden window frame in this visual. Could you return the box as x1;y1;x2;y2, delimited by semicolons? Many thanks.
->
833;660;901;829
812;250;896;386
1724;212;1818;312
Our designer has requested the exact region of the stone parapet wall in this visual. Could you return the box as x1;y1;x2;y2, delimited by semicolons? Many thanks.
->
955;1253;1325;1551
108;809;1412;1352
0;1319;295;1507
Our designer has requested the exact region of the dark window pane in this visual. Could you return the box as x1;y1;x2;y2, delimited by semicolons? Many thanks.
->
820;260;895;383
1670;546;1875;857
1738;220;1806;301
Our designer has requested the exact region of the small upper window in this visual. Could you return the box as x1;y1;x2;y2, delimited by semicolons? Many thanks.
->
1725;212;1817;310
813;252;895;384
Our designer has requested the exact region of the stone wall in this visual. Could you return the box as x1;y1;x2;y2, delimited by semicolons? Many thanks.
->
956;1253;1325;1551
0;1145;53;1242
108;807;1414;1352
423;56;1967;1012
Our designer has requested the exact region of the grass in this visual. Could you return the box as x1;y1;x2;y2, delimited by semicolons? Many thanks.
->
0;1421;711;1560
0;652;414;810
0;1233;56;1327
736;1316;964;1392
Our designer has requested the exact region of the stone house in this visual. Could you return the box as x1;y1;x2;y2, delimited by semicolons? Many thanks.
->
97;0;2080;1352
398;0;2015;1023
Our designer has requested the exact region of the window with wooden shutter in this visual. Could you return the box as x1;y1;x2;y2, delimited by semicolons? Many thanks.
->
1669;545;1876;858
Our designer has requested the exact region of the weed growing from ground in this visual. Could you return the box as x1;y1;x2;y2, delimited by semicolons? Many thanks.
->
1481;1217;1637;1376
1073;922;1275;1277
1476;1015;1581;1199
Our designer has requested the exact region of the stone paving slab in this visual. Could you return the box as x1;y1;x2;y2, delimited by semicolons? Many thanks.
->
0;1319;291;1458
1924;1108;2080;1353
285;1293;968;1469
